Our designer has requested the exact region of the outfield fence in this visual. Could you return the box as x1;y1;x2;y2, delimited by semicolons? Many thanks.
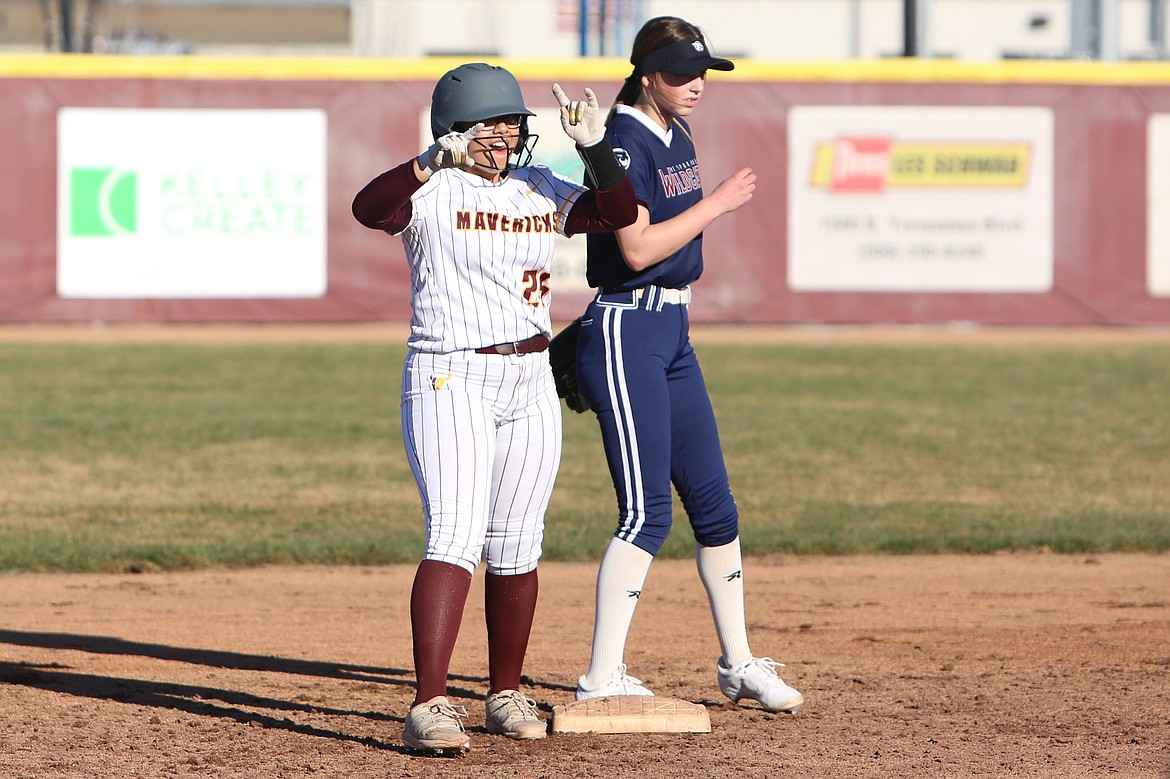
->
3;56;1170;325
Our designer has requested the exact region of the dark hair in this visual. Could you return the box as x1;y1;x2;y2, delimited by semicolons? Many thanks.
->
611;16;706;117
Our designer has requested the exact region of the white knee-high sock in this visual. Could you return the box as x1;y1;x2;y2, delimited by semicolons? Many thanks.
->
696;537;752;667
583;537;654;686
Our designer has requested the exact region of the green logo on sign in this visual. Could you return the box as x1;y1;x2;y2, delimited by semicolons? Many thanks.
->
70;167;138;236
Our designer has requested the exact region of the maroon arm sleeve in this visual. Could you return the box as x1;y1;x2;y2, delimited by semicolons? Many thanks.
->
563;176;638;236
351;159;425;234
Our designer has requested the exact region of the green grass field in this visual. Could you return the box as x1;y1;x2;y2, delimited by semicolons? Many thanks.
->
2;336;1168;572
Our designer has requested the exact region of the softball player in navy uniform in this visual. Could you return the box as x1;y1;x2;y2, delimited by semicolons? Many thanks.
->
352;63;635;755
571;17;805;713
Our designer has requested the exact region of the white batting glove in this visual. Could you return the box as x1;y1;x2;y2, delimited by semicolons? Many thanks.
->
418;123;484;173
552;83;605;147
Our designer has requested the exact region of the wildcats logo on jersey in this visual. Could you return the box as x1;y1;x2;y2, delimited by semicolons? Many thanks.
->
455;210;556;233
657;158;702;198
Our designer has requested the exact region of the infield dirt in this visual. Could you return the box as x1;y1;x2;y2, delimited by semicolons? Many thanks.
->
2;553;1167;778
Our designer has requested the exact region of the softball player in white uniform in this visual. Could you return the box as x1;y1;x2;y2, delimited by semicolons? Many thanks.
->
352;62;636;755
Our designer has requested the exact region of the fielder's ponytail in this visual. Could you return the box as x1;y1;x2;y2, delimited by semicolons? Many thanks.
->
608;71;642;122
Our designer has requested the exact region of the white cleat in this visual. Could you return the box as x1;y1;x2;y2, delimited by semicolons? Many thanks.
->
575;663;655;700
485;690;547;740
402;696;470;756
717;656;805;713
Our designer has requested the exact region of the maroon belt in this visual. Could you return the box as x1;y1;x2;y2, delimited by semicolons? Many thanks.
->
474;334;550;355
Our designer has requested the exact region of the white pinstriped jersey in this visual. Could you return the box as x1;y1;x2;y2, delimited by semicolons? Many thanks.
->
394;164;586;353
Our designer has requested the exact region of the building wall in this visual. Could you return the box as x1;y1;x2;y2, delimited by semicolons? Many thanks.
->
3;1;1169;60
351;0;1169;61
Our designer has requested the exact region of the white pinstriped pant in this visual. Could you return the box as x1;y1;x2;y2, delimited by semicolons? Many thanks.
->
400;348;562;575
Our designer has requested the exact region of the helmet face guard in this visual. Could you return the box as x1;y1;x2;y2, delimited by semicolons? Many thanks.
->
430;63;539;170
512;123;538;169
464;120;538;172
453;120;539;173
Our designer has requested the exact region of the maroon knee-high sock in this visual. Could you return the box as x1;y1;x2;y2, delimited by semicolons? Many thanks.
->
410;560;473;705
484;568;539;695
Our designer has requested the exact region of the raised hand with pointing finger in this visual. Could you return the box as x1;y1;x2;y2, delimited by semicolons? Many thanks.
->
418;123;484;174
552;83;605;147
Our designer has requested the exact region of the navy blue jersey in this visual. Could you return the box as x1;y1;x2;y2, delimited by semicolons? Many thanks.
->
586;106;705;291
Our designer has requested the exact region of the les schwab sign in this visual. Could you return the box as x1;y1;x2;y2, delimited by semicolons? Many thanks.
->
788;106;1054;293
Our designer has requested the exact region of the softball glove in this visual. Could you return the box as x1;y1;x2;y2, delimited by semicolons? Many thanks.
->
549;318;589;414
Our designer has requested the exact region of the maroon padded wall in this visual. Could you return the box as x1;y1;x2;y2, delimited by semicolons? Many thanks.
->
2;69;1170;325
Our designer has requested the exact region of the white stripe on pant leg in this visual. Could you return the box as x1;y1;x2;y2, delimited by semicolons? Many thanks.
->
603;307;646;542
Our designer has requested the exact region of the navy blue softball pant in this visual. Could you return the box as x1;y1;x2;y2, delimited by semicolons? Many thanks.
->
575;286;740;556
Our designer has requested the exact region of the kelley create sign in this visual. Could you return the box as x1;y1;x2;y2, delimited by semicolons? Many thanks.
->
788;106;1054;293
57;108;327;299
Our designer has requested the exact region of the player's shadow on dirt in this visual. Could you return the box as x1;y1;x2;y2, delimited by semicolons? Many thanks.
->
0;629;574;720
1;628;412;678
0;659;414;750
0;629;498;751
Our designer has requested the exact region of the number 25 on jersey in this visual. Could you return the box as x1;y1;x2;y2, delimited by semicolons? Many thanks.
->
522;269;551;308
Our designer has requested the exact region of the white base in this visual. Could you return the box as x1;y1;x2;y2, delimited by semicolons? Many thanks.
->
550;696;711;734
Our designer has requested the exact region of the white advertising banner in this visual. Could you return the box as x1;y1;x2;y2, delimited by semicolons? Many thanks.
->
57;108;327;298
788;106;1054;292
1149;115;1170;298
